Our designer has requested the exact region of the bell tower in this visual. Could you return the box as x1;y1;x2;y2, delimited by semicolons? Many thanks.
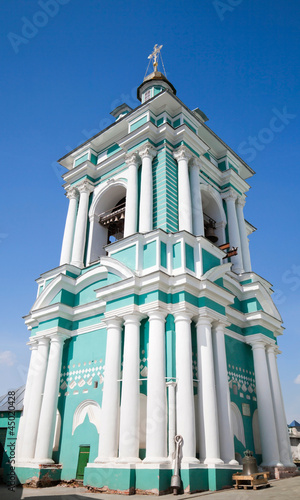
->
15;46;295;492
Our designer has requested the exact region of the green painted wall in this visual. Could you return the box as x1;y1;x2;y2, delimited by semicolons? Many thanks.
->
202;248;220;274
160;241;167;268
111;245;136;270
130;115;147;132
143;241;156;269
225;335;259;462
172;242;181;269
185;243;195;271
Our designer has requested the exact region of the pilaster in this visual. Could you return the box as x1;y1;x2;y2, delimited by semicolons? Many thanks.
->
174;311;198;463
71;181;93;268
124;152;140;237
139;143;157;233
173;146;193;233
60;187;79;266
249;340;282;466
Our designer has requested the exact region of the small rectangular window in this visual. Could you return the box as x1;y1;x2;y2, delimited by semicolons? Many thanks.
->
94;381;98;389
144;89;151;102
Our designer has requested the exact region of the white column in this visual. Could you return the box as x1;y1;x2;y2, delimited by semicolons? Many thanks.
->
212;323;237;464
96;318;123;462
167;382;177;459
60;187;79;266
17;341;38;460
196;317;223;464
144;310;168;462
174;312;198;463
173;146;193;233
236;197;252;272
266;345;295;467
71;181;93;267
124;152;139;237
190;158;204;236
250;340;282;466
139;144;156;233
118;313;142;462
34;334;67;463
222;190;243;274
20;337;49;461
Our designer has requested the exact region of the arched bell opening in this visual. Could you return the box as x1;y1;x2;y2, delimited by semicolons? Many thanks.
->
99;196;126;244
87;183;127;264
201;186;226;247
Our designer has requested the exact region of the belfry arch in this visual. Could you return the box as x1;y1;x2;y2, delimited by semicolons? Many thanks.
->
87;180;127;264
201;184;227;246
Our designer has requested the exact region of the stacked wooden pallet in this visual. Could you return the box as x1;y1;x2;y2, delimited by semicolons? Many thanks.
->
232;471;270;490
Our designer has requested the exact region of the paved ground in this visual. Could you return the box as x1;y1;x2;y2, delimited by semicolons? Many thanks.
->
1;477;300;500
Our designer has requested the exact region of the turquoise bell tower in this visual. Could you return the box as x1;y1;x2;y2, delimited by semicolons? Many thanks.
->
15;45;295;493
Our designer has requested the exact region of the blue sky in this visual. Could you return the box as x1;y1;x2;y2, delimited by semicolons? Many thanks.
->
0;0;299;421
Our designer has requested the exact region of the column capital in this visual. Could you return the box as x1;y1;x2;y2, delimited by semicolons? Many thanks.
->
189;156;201;169
139;143;157;160
248;339;267;351
236;196;246;208
105;316;123;329
77;180;94;195
148;309;168;322
125;151;140;167
212;321;228;333
28;340;38;351
222;189;237;202
123;312;145;325
196;315;213;328
174;310;193;323
36;336;50;347
266;343;279;355
48;332;70;344
65;186;79;200
173;145;193;163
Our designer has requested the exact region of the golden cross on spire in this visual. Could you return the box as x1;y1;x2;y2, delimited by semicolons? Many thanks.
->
148;44;163;72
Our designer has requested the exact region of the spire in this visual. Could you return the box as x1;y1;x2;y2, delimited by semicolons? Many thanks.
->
137;44;176;102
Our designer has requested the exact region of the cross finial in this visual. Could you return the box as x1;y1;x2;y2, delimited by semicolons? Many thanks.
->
148;44;163;72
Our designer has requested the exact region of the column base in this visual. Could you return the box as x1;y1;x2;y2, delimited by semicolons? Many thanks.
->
117;457;141;463
94;456;118;463
31;458;55;465
228;459;240;466
14;463;62;487
204;458;224;465
143;456;171;464
70;261;83;268
181;457;200;464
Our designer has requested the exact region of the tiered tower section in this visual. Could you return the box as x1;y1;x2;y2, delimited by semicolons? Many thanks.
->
15;67;294;492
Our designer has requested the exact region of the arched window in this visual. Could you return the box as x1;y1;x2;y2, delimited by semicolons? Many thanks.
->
87;181;127;264
99;197;125;244
200;184;227;246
